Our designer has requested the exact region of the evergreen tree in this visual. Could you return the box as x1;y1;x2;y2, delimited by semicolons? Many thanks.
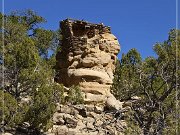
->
112;29;180;135
0;10;84;133
111;48;142;100
0;10;62;132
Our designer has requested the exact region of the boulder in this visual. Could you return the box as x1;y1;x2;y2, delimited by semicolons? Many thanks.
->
94;106;104;114
68;69;112;84
106;94;123;110
64;115;77;128
1;133;13;135
53;125;68;135
84;93;106;103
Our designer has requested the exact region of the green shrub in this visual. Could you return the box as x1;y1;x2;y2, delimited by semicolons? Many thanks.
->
65;85;84;105
24;85;56;131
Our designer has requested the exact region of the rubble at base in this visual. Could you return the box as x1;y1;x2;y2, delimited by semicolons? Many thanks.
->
52;19;124;135
45;104;126;135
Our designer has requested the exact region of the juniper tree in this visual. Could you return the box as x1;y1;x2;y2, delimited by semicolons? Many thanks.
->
0;10;62;132
112;29;180;135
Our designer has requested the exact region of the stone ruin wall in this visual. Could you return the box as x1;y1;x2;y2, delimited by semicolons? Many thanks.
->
55;19;120;103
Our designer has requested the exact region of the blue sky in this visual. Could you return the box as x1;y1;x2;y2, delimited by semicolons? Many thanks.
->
1;0;178;59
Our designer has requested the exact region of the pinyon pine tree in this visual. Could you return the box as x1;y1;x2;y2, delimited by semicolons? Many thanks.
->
112;29;180;135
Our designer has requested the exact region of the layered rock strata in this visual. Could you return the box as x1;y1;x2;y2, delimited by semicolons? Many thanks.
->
55;19;120;103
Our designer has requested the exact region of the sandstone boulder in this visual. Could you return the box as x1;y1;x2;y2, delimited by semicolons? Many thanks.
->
106;94;123;110
68;68;112;84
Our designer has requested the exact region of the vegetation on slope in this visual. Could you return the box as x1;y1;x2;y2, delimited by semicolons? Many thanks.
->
112;29;180;135
0;9;179;135
0;10;83;133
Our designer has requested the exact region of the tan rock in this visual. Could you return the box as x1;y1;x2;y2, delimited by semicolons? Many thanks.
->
106;94;123;110
68;68;112;84
44;132;55;135
53;117;64;125
53;125;68;135
84;93;106;103
85;104;95;112
56;19;121;104
84;117;95;123
86;122;94;130
81;57;97;68
1;133;13;135
87;112;98;118
94;106;104;114
64;115;77;128
79;82;111;95
77;120;86;128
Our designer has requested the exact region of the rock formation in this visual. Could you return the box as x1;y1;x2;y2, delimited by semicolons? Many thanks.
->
2;19;125;135
47;104;126;135
55;19;120;104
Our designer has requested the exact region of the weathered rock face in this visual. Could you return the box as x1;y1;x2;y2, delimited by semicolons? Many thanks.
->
55;19;120;100
45;104;126;135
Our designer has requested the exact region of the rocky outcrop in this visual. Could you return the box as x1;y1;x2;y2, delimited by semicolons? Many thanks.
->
3;19;124;135
55;19;120;102
53;19;126;135
45;104;126;135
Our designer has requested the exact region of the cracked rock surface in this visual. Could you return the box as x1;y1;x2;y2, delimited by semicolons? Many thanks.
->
55;19;120;102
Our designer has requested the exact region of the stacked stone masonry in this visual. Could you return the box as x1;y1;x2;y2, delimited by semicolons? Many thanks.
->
47;104;126;135
55;19;121;103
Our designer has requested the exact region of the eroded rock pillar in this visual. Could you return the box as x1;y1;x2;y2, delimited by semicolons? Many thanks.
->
55;19;120;103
